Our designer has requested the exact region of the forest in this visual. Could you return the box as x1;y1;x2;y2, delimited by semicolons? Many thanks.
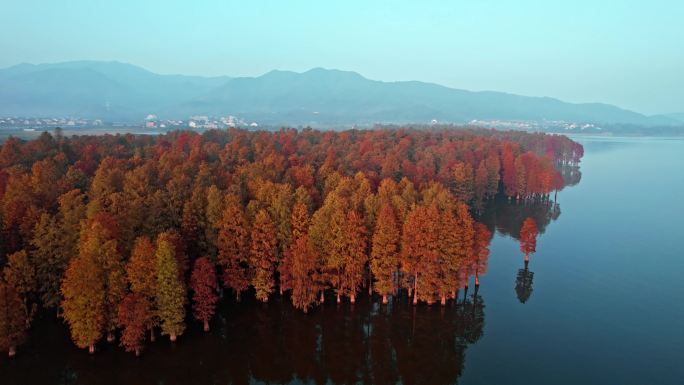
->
0;126;583;357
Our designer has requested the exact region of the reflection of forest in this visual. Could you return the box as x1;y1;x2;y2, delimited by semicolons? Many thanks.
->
477;196;561;239
3;293;486;385
560;165;582;188
476;164;580;239
515;261;534;304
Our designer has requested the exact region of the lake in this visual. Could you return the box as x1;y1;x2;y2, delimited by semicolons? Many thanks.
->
1;136;682;385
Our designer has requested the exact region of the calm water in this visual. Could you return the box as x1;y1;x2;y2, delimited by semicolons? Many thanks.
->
1;136;683;385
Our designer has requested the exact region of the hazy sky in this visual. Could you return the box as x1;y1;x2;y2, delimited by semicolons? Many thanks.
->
2;1;682;114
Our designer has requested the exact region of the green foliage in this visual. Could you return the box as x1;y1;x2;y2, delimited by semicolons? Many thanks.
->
31;213;66;308
155;233;186;339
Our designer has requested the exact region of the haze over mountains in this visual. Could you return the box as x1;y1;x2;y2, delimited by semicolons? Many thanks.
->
0;60;680;127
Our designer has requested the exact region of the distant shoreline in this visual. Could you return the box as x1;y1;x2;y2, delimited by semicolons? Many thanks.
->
1;125;683;143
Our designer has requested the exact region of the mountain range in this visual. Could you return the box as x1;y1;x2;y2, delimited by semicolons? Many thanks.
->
0;60;681;127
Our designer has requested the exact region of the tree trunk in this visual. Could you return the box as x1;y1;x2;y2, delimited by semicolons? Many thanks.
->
475;274;480;287
150;329;156;342
203;320;210;332
413;273;418;305
8;346;16;358
440;294;446;306
88;345;95;354
135;348;141;357
336;292;341;304
382;294;388;304
107;332;115;343
170;333;177;342
350;293;356;304
524;253;529;263
319;290;325;303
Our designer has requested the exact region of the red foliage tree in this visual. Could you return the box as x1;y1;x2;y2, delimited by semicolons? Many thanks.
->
519;217;538;263
190;257;219;331
217;196;251;300
117;293;151;356
471;223;492;286
289;234;319;312
370;203;400;304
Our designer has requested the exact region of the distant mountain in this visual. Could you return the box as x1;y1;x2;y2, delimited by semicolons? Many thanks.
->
656;113;684;123
0;61;678;127
0;61;230;121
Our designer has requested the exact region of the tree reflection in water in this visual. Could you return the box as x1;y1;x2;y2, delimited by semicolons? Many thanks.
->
515;261;534;304
2;292;486;385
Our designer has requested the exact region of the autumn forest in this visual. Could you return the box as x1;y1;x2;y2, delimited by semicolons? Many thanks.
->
0;127;583;358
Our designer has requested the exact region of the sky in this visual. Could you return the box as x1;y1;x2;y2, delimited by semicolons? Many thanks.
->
1;1;683;115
